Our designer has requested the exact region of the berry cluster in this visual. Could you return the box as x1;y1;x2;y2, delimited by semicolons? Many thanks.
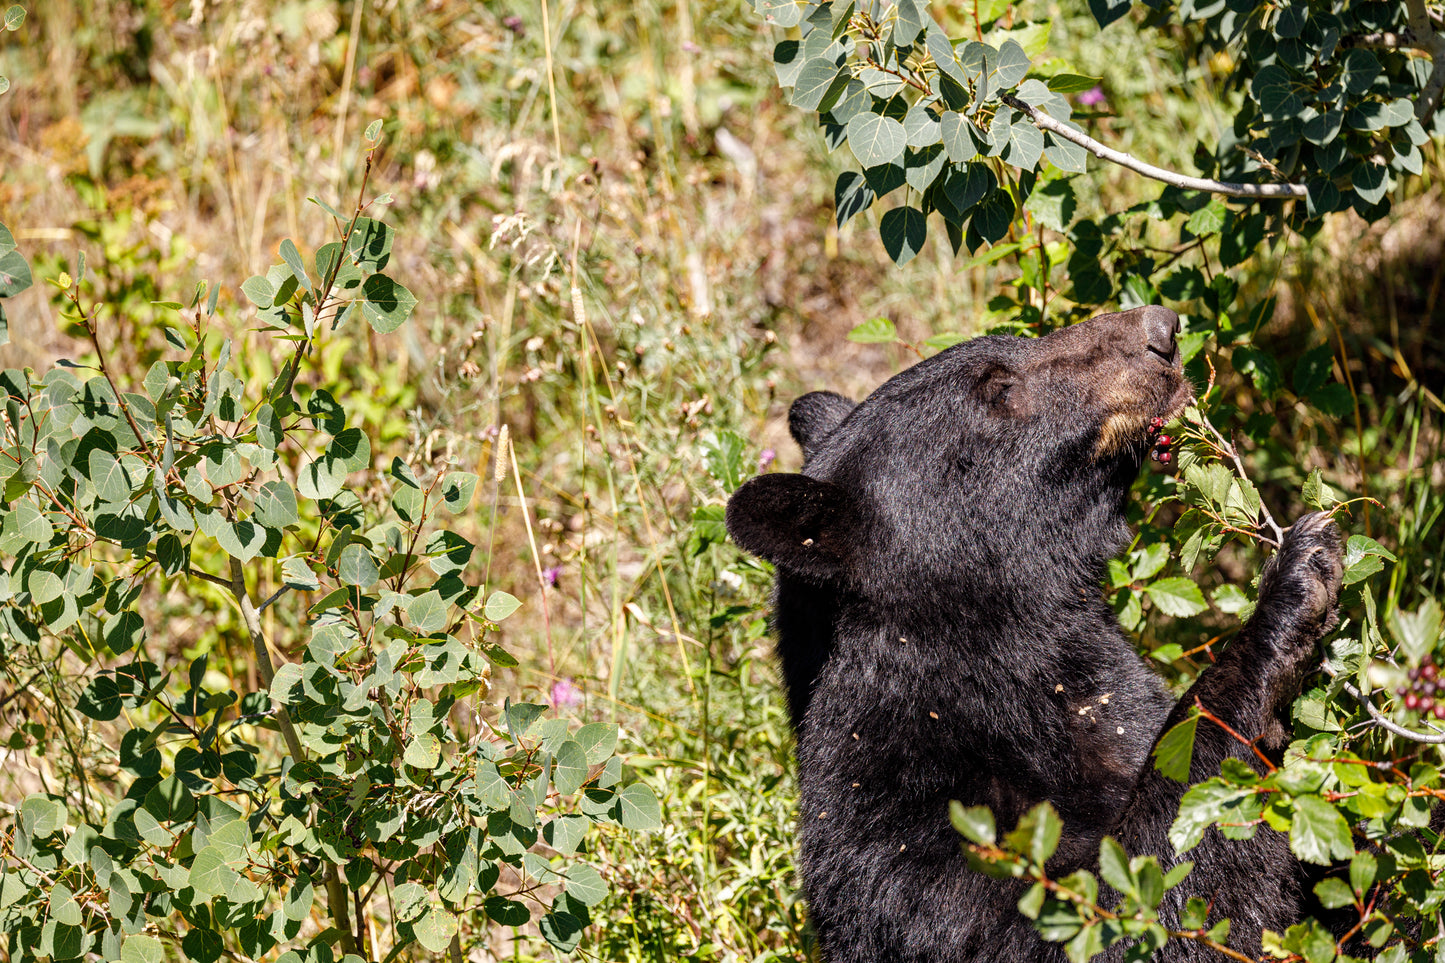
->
1396;659;1445;719
1147;417;1172;464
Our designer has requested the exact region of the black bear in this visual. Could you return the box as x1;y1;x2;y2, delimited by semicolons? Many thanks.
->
725;306;1344;962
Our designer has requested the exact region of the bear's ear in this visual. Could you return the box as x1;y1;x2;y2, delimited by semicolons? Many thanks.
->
788;391;856;459
972;363;1025;415
726;473;857;583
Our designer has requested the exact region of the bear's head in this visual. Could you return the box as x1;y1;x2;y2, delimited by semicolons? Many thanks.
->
726;306;1191;609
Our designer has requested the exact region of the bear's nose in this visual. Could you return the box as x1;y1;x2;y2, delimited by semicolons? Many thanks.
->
1140;305;1180;362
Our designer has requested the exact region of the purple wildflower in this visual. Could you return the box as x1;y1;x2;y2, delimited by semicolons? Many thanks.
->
551;678;583;708
542;565;562;588
758;448;777;471
1077;86;1106;108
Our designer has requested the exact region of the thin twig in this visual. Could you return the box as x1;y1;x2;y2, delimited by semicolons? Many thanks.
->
1001;95;1308;199
1321;663;1445;744
1193;697;1279;773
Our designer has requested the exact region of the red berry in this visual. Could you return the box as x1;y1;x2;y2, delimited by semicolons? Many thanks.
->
1409;666;1422;681
1158;452;1171;464
1421;697;1435;712
1424;681;1437;696
1434;704;1445;720
1156;435;1172;446
1397;685;1410;696
1423;663;1438;681
1405;693;1421;710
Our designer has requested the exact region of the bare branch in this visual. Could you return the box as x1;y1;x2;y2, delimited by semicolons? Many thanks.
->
1001;95;1308;199
1321;663;1445;745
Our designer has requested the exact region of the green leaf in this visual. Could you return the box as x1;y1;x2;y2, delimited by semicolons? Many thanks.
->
904;103;941;148
393;882;429;922
440;471;478;512
120;934;162;963
407;591;449;634
1002;117;1044;170
252;480;299;527
574;722;619;765
992;39;1030;88
360;274;417;333
791;59;846;112
847;316;898;344
240;275;275;309
270;662;304;706
485;590;522;622
364;118;384;141
950;802;996;844
1312;877;1355;910
1046;73;1102;93
1338;49;1380;95
1145;577;1207;617
1152;713;1198;782
1006;802;1062;864
552;739;588;796
879;206;928;265
404;731;442;769
278;239;312;293
336;543;379;588
4;6;24;31
1289;794;1354;865
281;556;320;591
1387;598;1442;662
1185;199;1226;237
1251;64;1302;117
1097;837;1133;896
1231;346;1283;399
1343;533;1394;586
562;862;607;906
846;113;908;168
835;170;876;227
283;875;314;921
615;784;662;830
0;249;32;298
940;111;977;163
412;903;458;952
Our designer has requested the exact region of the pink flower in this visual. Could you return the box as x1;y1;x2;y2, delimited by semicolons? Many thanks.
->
758;448;777;471
551;678;582;708
542;565;562;588
1077;86;1106;108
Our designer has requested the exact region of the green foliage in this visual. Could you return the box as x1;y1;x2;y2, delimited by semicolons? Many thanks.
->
0;192;655;960
757;0;1441;266
757;3;1445;959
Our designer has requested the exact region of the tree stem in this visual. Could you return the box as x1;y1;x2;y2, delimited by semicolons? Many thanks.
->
1001;95;1308;199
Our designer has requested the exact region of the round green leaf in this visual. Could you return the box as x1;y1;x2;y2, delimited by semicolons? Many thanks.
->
404;731;441;769
336;542;379;588
360;274;417;333
846;113;908;169
407;591;449;634
615;783;662;831
252;480;298;528
412;903;458;953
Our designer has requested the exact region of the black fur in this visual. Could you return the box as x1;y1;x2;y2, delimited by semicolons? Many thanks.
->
726;307;1344;962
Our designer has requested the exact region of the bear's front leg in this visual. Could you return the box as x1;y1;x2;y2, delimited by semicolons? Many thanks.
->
1169;510;1344;762
1113;513;1345;958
